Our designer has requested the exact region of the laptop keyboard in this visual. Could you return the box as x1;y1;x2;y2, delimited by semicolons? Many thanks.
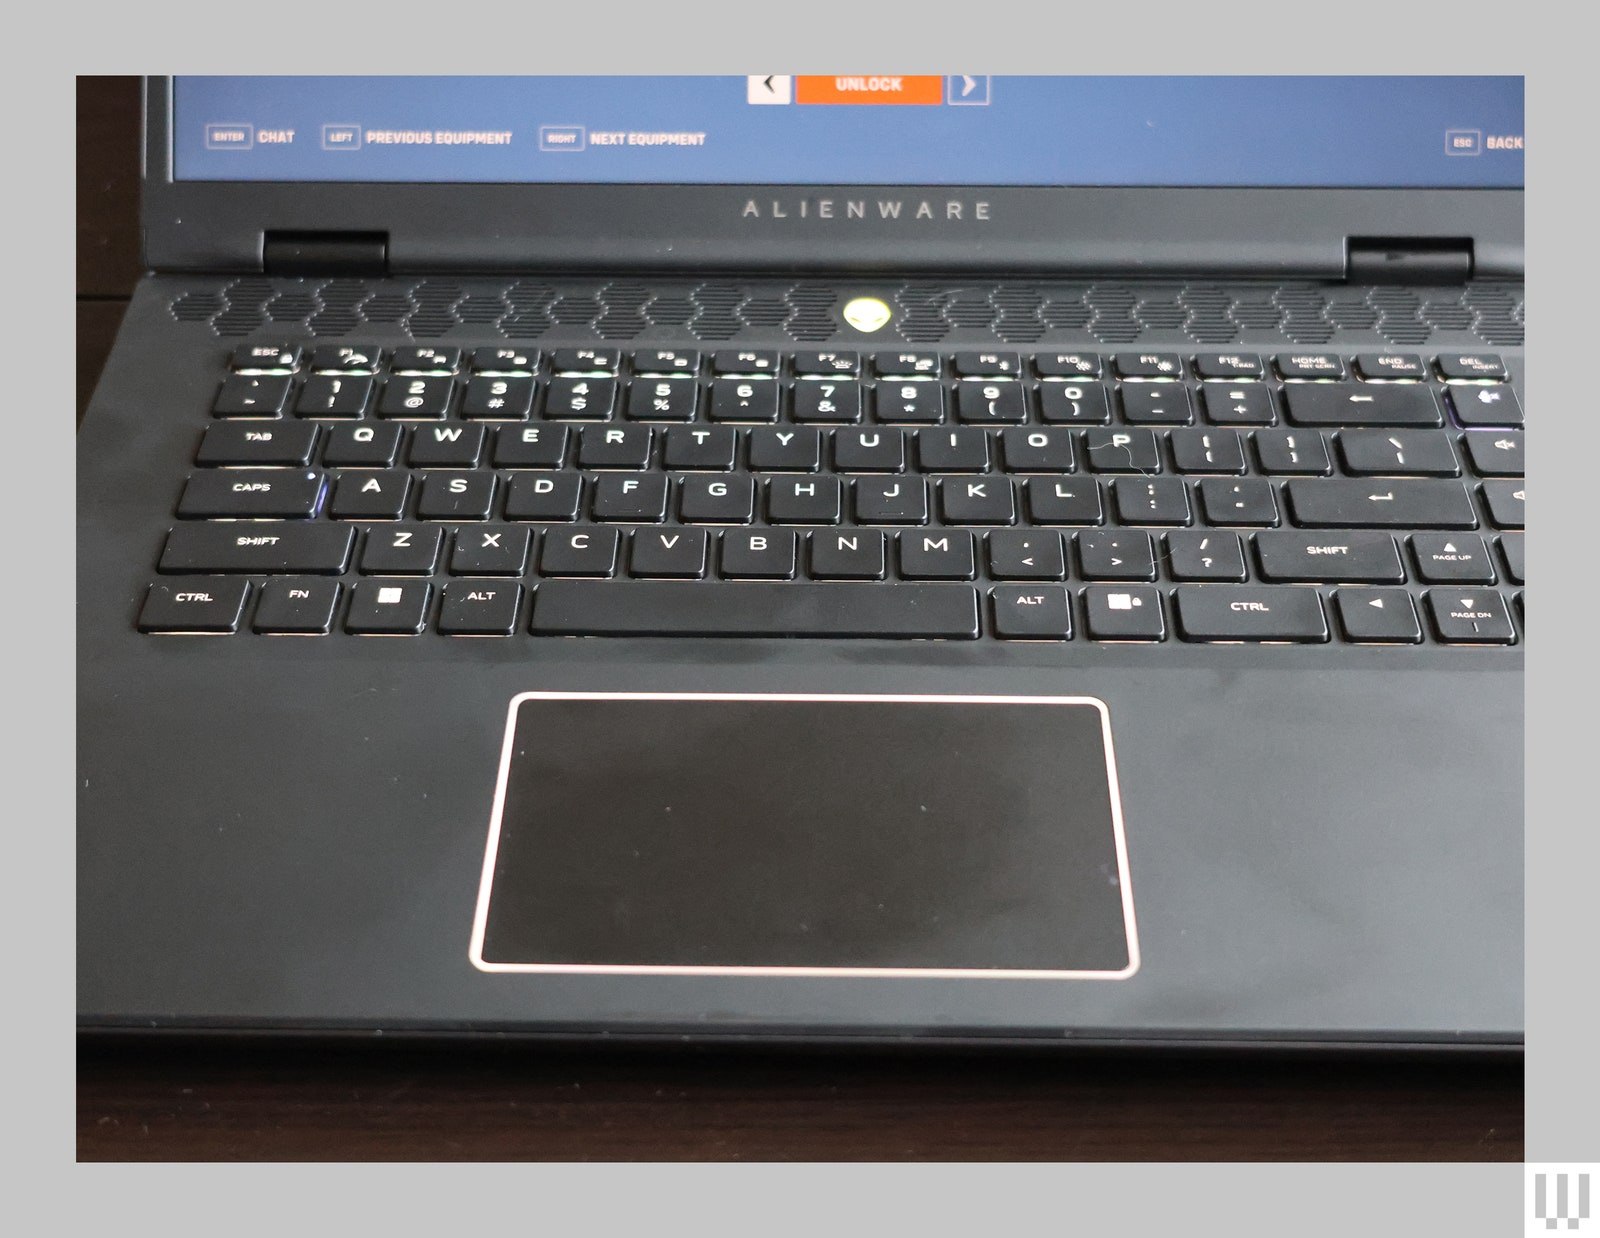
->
139;344;1525;644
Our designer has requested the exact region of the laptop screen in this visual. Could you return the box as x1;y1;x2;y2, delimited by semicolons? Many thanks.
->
172;76;1523;189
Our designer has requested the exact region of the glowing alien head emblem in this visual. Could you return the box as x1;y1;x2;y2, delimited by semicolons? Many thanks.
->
842;296;893;333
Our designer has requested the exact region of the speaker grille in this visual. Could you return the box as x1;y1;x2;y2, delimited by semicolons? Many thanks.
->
166;276;1524;349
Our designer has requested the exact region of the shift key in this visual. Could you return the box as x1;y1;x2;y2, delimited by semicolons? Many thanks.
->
159;522;355;574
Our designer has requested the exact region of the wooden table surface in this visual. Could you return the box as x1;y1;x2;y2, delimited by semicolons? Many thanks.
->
75;76;1522;1162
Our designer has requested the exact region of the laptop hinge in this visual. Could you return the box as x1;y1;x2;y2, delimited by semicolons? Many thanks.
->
1345;237;1474;284
262;231;389;277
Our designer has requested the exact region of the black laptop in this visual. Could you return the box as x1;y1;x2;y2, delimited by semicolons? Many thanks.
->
78;75;1524;1049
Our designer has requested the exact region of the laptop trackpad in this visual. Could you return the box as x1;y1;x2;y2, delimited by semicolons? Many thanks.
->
471;693;1137;978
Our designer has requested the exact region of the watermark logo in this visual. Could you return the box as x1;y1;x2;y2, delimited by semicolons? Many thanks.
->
1530;1167;1596;1234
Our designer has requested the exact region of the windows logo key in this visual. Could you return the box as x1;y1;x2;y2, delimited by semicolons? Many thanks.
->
1531;1169;1595;1233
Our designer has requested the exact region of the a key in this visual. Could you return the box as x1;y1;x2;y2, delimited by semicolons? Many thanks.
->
1283;385;1442;427
252;578;340;635
1335;589;1421;643
899;530;976;579
330;470;411;520
359;524;442;574
1174;585;1328;642
197;421;319;467
1255;531;1404;582
1083;585;1165;640
138;579;250;633
438;582;522;636
346;579;431;634
177;470;325;519
1286;479;1477;529
158;523;354;575
991;586;1072;639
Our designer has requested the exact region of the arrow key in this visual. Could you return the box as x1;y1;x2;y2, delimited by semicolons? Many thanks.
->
1426;590;1516;644
1335;588;1421;643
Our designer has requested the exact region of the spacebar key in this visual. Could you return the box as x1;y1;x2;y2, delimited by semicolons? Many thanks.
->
533;580;981;638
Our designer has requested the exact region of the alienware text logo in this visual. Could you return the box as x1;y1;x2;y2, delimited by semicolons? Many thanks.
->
741;197;991;222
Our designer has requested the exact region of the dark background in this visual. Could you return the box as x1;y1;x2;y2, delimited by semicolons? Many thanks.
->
76;75;1522;1161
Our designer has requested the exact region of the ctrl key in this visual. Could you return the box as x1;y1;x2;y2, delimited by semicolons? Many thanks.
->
138;578;249;633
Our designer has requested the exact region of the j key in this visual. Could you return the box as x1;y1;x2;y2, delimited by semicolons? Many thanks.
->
158;523;353;575
1200;383;1276;426
1255;531;1404;583
450;526;532;575
873;352;942;377
532;580;980;639
1284;384;1442;427
1114;353;1185;379
873;380;945;424
899;530;976;579
346;579;431;635
664;425;737;470
550;348;620;374
626;377;699;421
438;582;522;636
296;374;373;418
253;578;340;635
138;579;250;633
1032;352;1101;378
1193;353;1264;380
1000;427;1075;472
1480;480;1525;529
360;524;442;574
1499;535;1524;585
630;527;709;578
1354;353;1427;380
579;425;653;469
710;377;780;422
1411;534;1496;584
1253;429;1331;475
953;352;1023;377
408;423;486;467
1450;385;1523;428
711;350;780;376
955;381;1027;424
1169;428;1246;474
679;475;755;523
178;469;325;519
1286;479;1477;529
331;470;410;520
1335;589;1422;643
540;527;620;576
1112;477;1191;525
1463;432;1524;477
197;421;319;467
794;351;859;376
1085;428;1161;474
323;422;402;467
991;586;1072;639
721;529;796;578
834;427;905;472
1275;353;1345;381
1083;585;1165;640
855;477;929;524
505;473;582;522
391;346;460;373
749;426;821;471
1174;585;1328;642
592;474;670;522
494;423;567;468
919;428;990;471
472;347;539;373
1337;430;1459;477
1119;385;1193;425
415;473;495;521
1026;478;1104;525
231;343;300;371
938;477;1016;525
1426;590;1516;643
378;376;454;419
793;380;862;423
1437;354;1508;381
1038;382;1111;424
1162;531;1248;582
462;375;536;419
1197;478;1280;526
631;349;699;375
987;530;1066;580
811;530;887;580
769;476;842;523
544;377;616;420
214;374;292;417
1078;531;1155;581
311;345;381;373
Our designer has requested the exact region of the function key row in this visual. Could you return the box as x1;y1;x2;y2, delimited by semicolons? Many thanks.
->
231;345;1512;384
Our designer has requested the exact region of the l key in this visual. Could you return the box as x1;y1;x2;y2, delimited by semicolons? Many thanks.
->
1286;480;1477;529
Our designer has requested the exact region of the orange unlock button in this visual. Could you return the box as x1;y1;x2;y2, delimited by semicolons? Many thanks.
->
795;76;944;105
